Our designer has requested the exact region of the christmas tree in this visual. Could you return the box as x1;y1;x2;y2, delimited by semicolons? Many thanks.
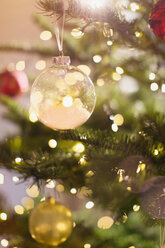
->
0;0;165;247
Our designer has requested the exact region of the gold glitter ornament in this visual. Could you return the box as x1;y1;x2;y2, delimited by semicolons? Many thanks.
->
29;198;73;246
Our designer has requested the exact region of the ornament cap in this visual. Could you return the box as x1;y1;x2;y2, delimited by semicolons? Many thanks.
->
52;56;71;66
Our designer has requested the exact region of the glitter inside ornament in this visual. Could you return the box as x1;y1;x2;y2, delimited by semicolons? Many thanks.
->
149;0;165;40
29;198;73;246
30;56;96;130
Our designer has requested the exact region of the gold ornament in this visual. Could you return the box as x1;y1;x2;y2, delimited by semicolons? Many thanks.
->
29;198;73;246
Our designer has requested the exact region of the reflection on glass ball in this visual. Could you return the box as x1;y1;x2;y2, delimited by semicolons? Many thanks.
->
30;56;96;130
141;176;165;220
29;198;73;246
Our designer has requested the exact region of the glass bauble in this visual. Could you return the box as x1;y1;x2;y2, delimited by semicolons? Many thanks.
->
29;198;73;246
30;56;96;130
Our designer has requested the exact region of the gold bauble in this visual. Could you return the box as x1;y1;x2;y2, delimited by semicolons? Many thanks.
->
29;198;73;246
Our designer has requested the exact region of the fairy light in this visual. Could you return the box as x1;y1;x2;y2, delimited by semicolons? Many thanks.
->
136;162;146;174
150;82;158;91
107;40;113;46
79;156;87;165
29;109;38;123
161;84;165;93
0;212;7;221
77;65;91;76
15;157;22;164
70;188;77;194
149;72;156;80
86;201;94;209
1;239;9;247
48;139;57;148
129;246;136;248
117;169;125;183
16;61;25;71
56;184;65;192
0;173;4;184
35;60;46;70
73;143;85;153
154;149;159;156
62;96;73;107
21;197;34;210
86;170;94;177
135;31;143;38
127;187;132;191
97;78;105;86
112;123;118;132
114;114;124;126
133;204;140;212
46;180;56;189
84;244;91;248
40;30;52;41
112;72;121;81
80;0;108;9
14;205;24;215
97;216;114;229
71;28;84;39
26;185;39;198
130;2;140;12
12;176;19;183
116;67;124;75
93;55;102;63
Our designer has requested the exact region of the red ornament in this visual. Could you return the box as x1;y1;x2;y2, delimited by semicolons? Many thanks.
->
0;70;29;97
149;0;165;40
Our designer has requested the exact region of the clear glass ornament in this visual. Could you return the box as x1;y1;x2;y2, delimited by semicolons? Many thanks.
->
30;56;96;130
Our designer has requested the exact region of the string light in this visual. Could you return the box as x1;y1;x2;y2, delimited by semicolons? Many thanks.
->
97;78;105;86
80;0;108;9
71;28;84;39
15;157;22;164
12;176;19;183
62;96;73;107
0;212;7;221
114;114;124;126
112;72;121;81
14;205;24;215
107;40;113;46
135;31;143;38
16;61;25;71
40;30;52;41
48;139;57;148
116;67;124;75
72;143;85;153
56;184;65;192
84;244;91;248
70;188;77;194
133;204;140;212
26;185;39;198
161;84;165;93
77;65;91;76
154;149;159;156
86;170;94;177
149;72;156;80
0;173;4;184
130;2;140;12
1;239;9;247
150;82;158;91
46;180;56;189
97;216;114;229
79;156;87;165
93;55;102;63
86;201;94;209
29;109;38;123
35;60;46;70
22;197;34;210
111;123;118;132
127;187;132;191
136;162;146;174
